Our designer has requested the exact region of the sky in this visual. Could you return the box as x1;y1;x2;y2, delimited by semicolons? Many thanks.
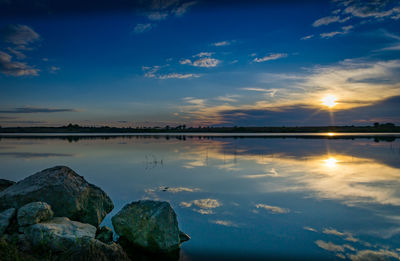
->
0;0;400;127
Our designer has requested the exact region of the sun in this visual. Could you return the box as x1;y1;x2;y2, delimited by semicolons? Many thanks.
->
321;95;337;108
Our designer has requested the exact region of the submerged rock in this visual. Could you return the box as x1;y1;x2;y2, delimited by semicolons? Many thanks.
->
0;208;16;236
0;179;15;192
0;166;114;227
23;217;97;252
95;226;114;244
17;201;53;227
112;200;189;253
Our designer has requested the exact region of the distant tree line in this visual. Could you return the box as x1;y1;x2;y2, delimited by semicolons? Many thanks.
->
0;122;399;133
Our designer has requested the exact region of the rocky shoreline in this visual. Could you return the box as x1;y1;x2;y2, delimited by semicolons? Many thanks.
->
0;166;190;261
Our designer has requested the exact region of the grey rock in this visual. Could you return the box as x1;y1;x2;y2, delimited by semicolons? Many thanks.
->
95;226;114;244
0;166;114;227
23;217;96;252
112;200;189;253
17;201;53;226
0;179;15;192
179;231;190;242
62;239;131;261
0;208;16;236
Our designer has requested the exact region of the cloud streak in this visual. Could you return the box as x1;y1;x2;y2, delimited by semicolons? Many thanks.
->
253;53;287;63
0;107;76;113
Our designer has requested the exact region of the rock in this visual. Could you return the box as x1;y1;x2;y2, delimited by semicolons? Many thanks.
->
0;179;15;192
17;202;53;226
0;166;114;227
112;200;189;253
179;231;190;242
95;226;114;244
23;217;96;252
0;208;16;236
62;239;131;261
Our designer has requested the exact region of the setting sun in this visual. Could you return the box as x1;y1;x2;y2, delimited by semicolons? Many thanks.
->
321;95;338;108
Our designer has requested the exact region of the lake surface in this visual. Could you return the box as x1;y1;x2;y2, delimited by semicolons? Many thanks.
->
1;134;400;260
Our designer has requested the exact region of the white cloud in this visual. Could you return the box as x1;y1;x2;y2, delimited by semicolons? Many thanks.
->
313;16;341;27
0;51;39;76
304;226;318;232
147;12;168;20
215;95;239;103
179;59;192;65
211;220;238;227
193;52;213;57
320;25;353;38
241;87;278;97
315;240;345;252
1;24;40;46
312;16;350;27
349;249;400;261
192;57;220;67
172;1;197;16
344;2;400;19
255;203;289;214
158;73;199;79
253;53;287;63
212;40;231;46
142;65;198;79
301;34;314;40
193;198;221;208
133;23;153;33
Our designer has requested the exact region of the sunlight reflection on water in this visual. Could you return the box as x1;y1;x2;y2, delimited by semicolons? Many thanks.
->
0;135;399;260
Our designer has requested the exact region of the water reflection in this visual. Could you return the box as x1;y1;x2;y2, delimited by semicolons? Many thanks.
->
0;135;399;260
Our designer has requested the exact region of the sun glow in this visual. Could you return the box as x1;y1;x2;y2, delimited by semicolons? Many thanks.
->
323;157;338;168
321;95;338;108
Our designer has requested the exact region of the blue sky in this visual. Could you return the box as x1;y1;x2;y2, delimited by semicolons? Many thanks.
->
0;0;400;127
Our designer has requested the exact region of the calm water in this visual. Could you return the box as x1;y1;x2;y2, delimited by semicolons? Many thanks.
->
1;134;400;260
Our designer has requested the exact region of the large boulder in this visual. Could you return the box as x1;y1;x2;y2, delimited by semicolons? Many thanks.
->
17;201;53;226
0;208;16;236
0;179;15;192
0;166;113;227
95;226;114;244
22;217;96;252
112;200;189;253
62;239;131;261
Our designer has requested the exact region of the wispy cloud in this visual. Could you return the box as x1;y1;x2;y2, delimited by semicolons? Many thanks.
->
172;1;197;16
301;34;314;40
253;53;287;63
179;53;220;68
255;203;289;214
143;65;199;79
320;25;353;38
0;106;76;113
0;24;40;46
312;16;350;27
193;52;213;57
0;51;39;76
210;220;239;227
147;12;168;21
158;73;199;79
342;0;400;19
313;16;341;27
192;57;220;67
133;23;153;33
212;40;231;46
